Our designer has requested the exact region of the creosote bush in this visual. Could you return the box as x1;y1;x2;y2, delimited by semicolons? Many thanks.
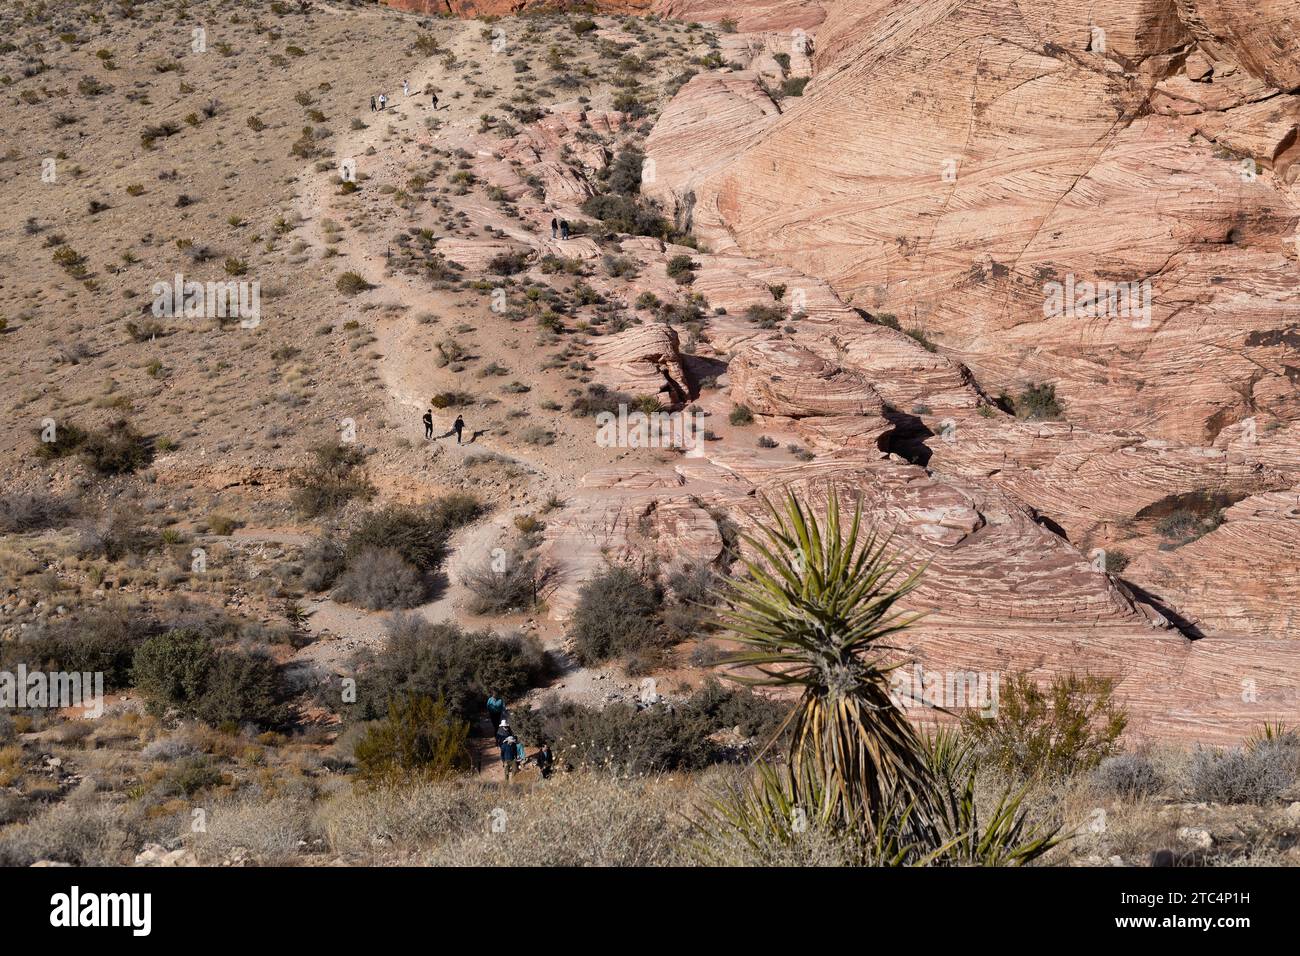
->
961;671;1127;780
354;695;471;785
132;629;288;729
568;564;664;666
352;614;547;725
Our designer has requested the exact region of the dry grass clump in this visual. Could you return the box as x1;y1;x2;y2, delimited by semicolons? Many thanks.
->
320;773;692;866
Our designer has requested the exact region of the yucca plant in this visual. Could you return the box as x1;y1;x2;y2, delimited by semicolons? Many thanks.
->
719;489;933;833
700;490;1062;865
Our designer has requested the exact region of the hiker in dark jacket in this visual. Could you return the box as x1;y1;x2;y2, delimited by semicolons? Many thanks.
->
536;742;554;779
500;736;518;779
370;95;376;112
422;408;433;440
430;90;439;110
453;414;465;445
550;217;558;239
495;720;511;747
559;219;570;240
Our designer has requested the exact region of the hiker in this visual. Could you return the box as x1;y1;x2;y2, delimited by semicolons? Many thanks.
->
453;414;465;445
560;219;570;240
535;742;554;779
370;95;376;112
550;217;558;239
378;93;387;111
495;719;511;747
486;691;505;727
402;78;410;96
423;408;433;440
430;90;439;110
500;735;518;779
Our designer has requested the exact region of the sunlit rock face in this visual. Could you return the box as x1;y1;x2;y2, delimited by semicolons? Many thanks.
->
688;0;1300;446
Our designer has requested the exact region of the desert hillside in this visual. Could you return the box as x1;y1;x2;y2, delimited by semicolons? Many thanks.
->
0;0;1296;870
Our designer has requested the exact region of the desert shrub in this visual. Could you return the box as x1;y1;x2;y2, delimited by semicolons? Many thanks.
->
2;604;145;690
193;650;289;728
77;420;153;474
1155;504;1224;545
568;564;664;665
187;795;315;866
728;404;754;426
0;492;75;532
336;271;374;295
331;547;427;610
1186;743;1297;804
132;629;288;728
207;514;239;536
131;629;214;713
745;304;785;327
290;443;375;518
605;145;646;196
487;251;530;275
462;547;550;614
141;737;197;762
345;496;483;573
0;801;156;867
780;76;810;97
33;422;89;460
579;193;670;240
961;672;1127;779
300;535;346;591
159;756;223;797
75;505;157;560
666;254;696;283
513;683;783;775
1093;752;1163;799
1014;382;1064;420
570;383;636;417
354;695;471;785
353;615;548;724
662;565;718;641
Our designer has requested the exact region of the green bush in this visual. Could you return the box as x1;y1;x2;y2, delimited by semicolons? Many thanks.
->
961;672;1127;779
354;695;471;784
132;629;288;728
336;271;373;295
1014;382;1064;420
353;615;548;724
579;193;670;240
728;404;753;426
568;564;664;665
345;495;484;573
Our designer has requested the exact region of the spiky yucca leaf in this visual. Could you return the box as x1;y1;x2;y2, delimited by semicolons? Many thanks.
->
720;490;934;833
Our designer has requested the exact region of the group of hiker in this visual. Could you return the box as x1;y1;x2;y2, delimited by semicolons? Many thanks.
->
550;217;571;240
487;692;554;781
423;410;466;445
369;80;439;113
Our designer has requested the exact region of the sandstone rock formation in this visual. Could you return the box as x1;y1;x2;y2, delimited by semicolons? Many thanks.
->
679;0;1300;448
589;323;693;407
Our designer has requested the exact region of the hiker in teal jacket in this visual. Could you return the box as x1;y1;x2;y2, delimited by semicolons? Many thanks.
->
486;692;505;728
